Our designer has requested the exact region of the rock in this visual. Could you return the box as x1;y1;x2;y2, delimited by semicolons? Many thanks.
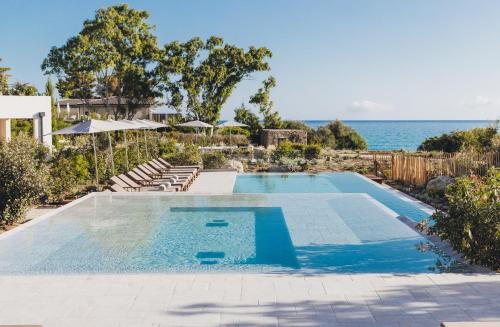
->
229;160;244;173
426;176;455;194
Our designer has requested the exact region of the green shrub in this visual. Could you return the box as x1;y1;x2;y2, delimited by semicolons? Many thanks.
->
0;134;49;225
418;126;498;153
309;120;367;150
202;152;228;169
430;169;499;270
164;144;201;165
272;140;293;160
304;144;321;160
158;138;177;157
282;120;313;133
218;127;251;138
49;148;90;201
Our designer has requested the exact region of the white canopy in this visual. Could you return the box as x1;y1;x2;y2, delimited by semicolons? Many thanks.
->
48;119;117;135
136;119;168;129
106;119;138;131
118;119;150;129
176;120;213;128
216;121;248;128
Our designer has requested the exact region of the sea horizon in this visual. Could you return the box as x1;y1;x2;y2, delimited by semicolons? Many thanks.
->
297;119;497;151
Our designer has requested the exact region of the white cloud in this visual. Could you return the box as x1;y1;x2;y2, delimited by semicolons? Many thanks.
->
467;95;500;108
348;100;391;113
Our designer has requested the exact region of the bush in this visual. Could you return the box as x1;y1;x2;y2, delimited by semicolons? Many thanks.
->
430;169;500;270
158;138;177;157
218;127;251;138
0;134;49;225
304;144;321;159
418;126;498;153
282;120;313;133
49;148;90;201
164;144;201;166
202;152;228;169
272;140;294;160
309;120;367;150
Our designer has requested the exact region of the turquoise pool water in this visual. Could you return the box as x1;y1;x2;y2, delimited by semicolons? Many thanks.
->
234;172;432;222
0;193;456;274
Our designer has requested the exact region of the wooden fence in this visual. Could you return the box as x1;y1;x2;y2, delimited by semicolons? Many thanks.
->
373;151;500;187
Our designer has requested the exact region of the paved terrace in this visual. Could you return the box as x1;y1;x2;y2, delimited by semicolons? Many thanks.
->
0;273;499;326
186;171;237;194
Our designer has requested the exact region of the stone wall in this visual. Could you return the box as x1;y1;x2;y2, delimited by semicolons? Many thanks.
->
260;129;307;148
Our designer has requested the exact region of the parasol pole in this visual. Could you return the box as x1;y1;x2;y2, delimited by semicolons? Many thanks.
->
92;133;99;188
124;130;129;171
136;131;141;163
144;129;149;160
107;132;115;176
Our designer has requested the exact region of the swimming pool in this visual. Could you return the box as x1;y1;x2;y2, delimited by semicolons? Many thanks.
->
234;172;433;222
0;193;455;274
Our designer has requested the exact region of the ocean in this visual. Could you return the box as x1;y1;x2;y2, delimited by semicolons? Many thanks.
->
302;120;496;151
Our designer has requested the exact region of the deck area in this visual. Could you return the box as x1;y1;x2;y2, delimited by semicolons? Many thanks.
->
0;273;499;326
186;171;237;194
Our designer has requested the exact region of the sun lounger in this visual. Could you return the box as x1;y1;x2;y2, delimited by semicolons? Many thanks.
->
132;168;192;190
126;171;181;191
147;160;197;174
152;159;199;176
111;175;141;191
157;157;200;169
134;167;192;191
140;164;193;180
132;168;190;183
110;183;127;192
117;174;144;190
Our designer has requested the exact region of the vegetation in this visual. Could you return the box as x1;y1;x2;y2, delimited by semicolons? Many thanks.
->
250;76;282;129
163;143;201;166
159;36;272;124
304;144;322;160
310;120;367;150
0;135;49;225
42;4;161;118
234;104;262;142
429;169;499;270
202;152;227;169
418;126;499;153
0;58;10;94
48;148;90;201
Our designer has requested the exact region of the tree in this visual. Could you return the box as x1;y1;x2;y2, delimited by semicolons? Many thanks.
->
234;103;262;142
309;120;367;150
9;82;38;95
45;78;58;135
159;36;272;124
42;4;161;118
250;76;282;129
0;58;10;95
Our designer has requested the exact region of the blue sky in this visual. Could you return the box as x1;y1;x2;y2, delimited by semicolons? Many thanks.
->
1;0;500;120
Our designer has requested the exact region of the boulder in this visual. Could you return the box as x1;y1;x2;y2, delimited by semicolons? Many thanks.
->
426;176;455;194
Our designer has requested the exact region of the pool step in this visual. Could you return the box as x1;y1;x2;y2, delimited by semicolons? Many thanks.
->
206;219;229;227
196;251;225;265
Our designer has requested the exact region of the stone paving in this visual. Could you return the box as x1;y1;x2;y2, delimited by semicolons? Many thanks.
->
187;171;237;194
0;273;499;327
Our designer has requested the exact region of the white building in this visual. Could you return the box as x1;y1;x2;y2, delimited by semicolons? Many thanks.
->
0;96;52;147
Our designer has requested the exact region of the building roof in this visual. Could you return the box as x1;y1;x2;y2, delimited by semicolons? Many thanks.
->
58;96;154;107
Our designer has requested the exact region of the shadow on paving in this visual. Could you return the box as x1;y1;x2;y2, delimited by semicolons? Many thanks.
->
163;279;500;327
